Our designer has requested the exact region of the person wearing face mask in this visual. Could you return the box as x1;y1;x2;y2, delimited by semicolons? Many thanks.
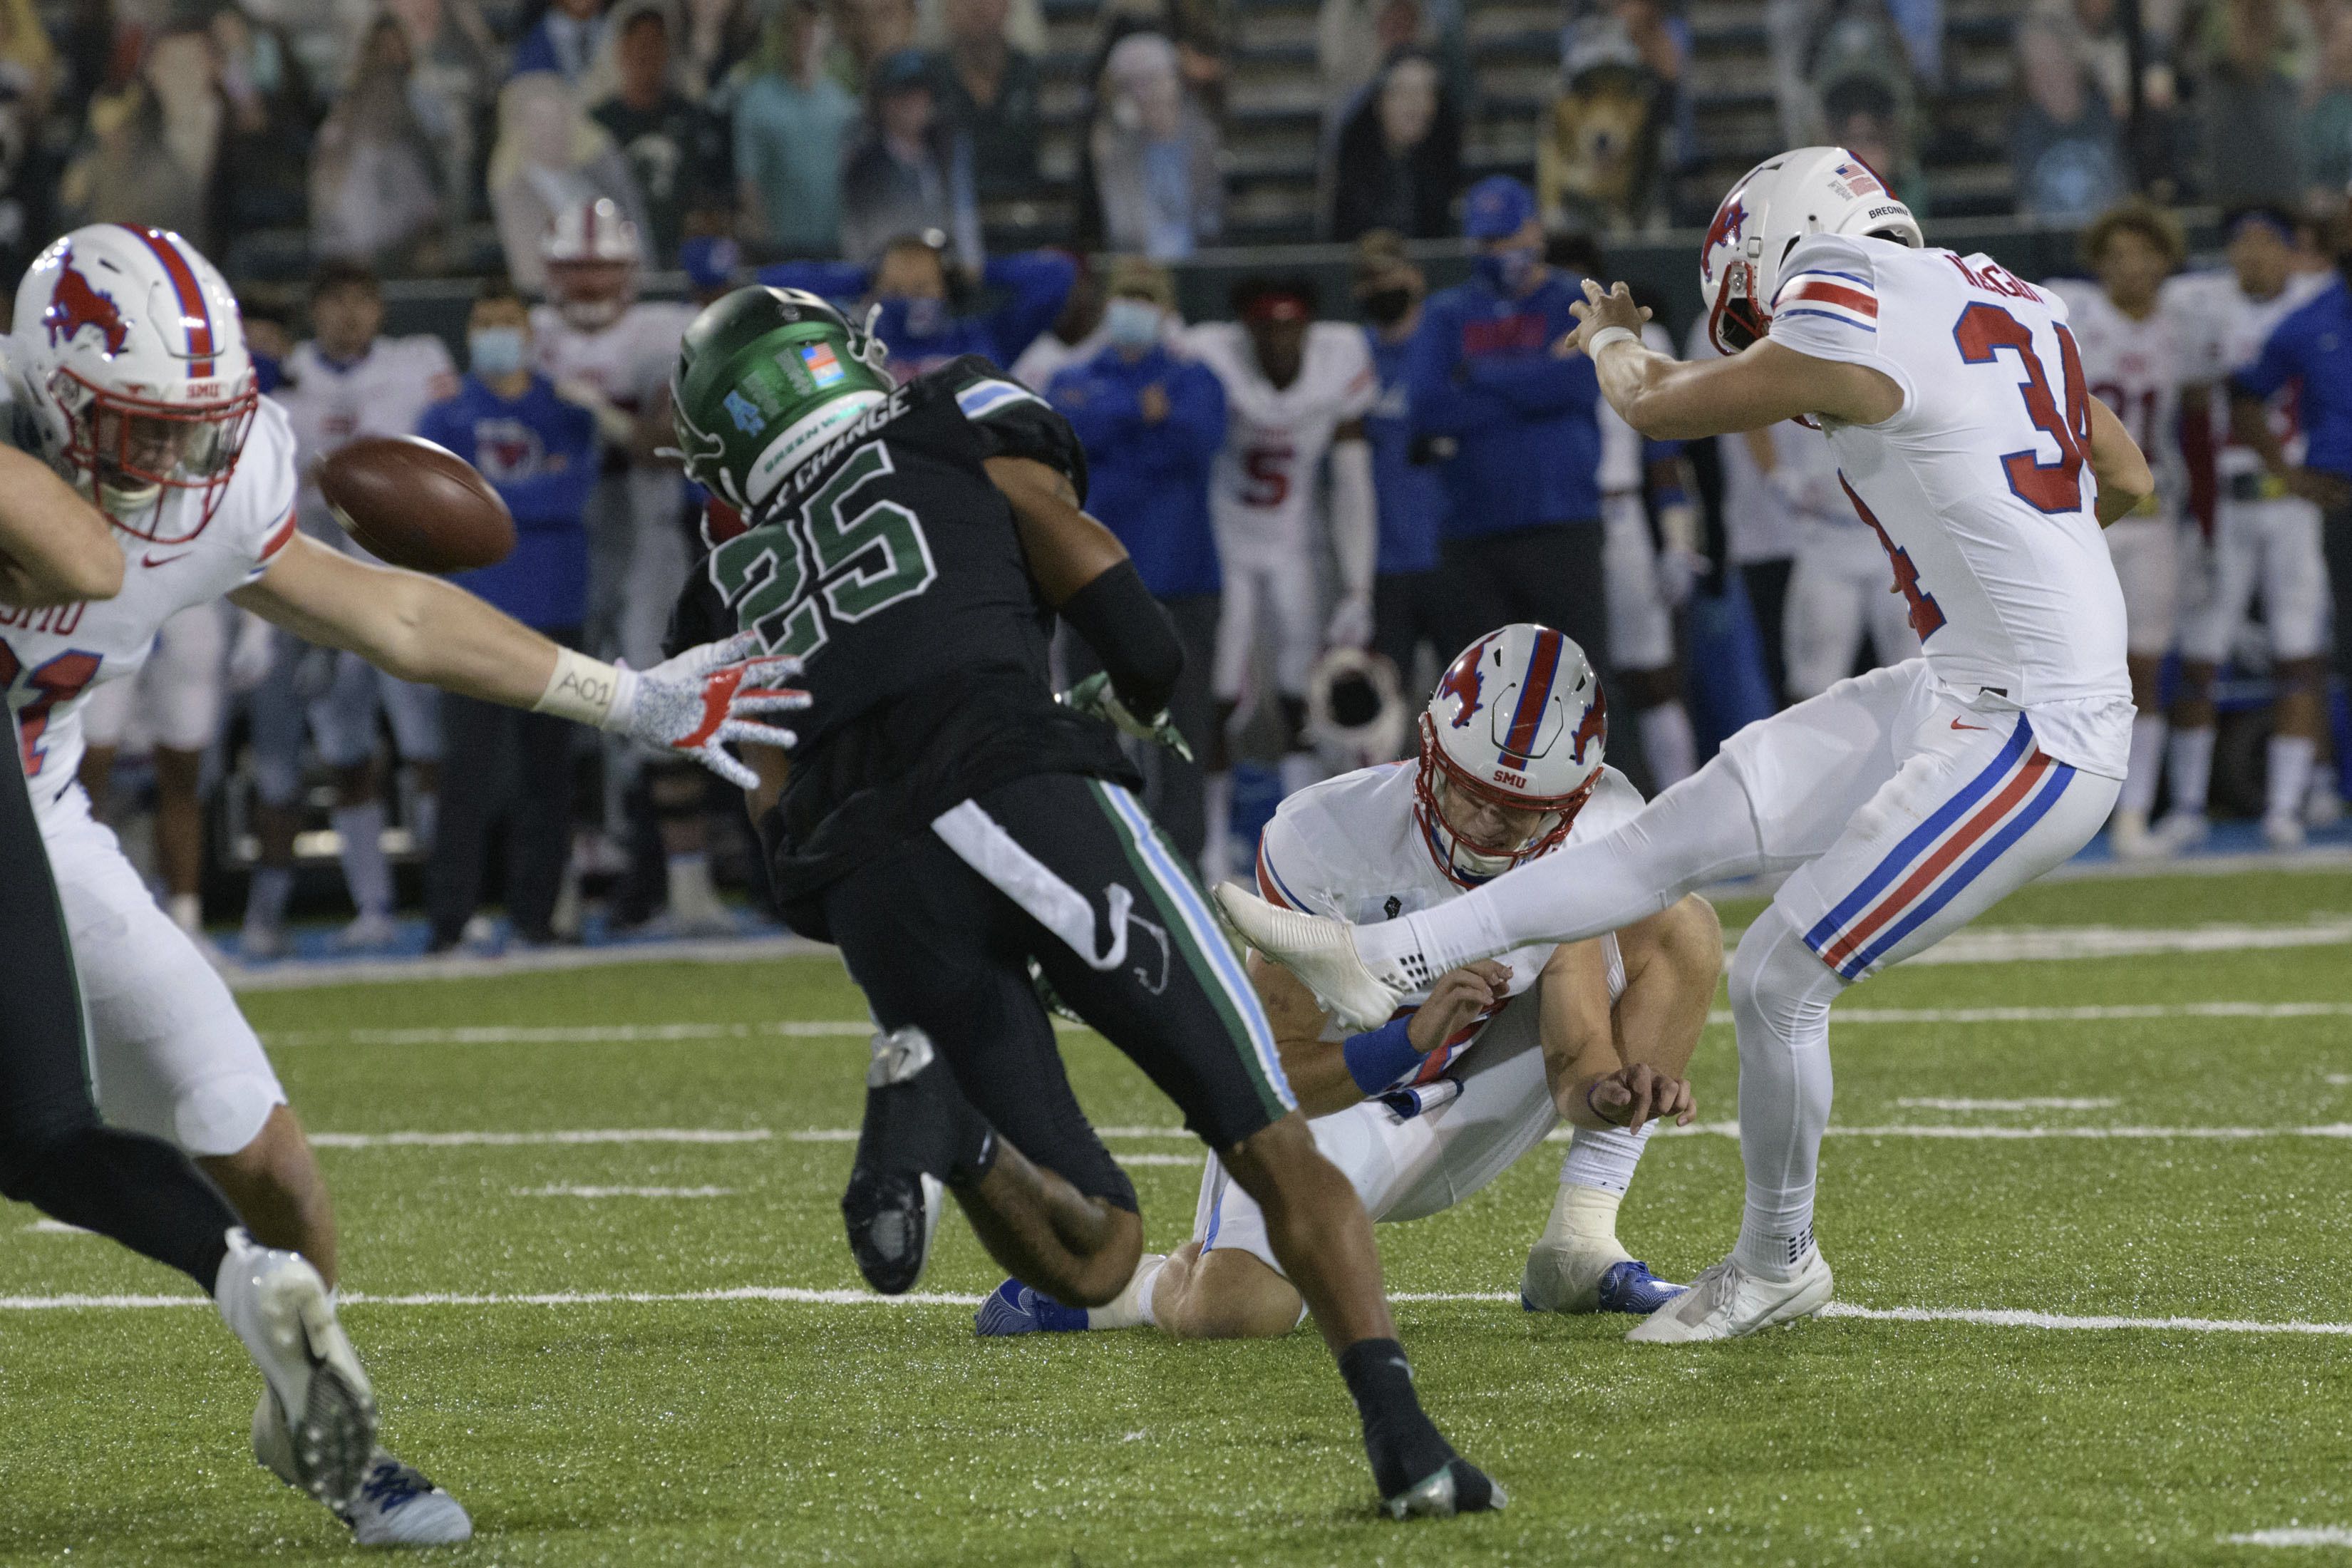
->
416;278;604;954
760;234;1076;383
1044;258;1227;866
1351;230;1448;709
1404;175;1611;697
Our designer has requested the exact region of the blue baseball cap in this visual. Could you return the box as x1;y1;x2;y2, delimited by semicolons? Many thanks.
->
680;234;741;291
1463;175;1537;241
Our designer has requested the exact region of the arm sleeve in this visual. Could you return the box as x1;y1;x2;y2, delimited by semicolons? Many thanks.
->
1764;234;1917;415
1328;435;1375;599
980;250;1078;368
1058;559;1182;716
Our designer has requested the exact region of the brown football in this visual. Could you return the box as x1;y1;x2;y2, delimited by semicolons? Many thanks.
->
318;435;515;574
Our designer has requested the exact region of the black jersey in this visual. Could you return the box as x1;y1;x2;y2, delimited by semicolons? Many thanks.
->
682;356;1136;929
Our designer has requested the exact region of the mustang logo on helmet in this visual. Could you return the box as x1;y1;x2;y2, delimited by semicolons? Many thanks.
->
43;257;129;356
1570;689;1606;764
1701;197;1747;284
1436;641;1487;728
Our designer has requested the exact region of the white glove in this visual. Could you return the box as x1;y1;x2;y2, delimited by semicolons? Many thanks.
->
602;631;811;790
225;609;278;693
1325;593;1374;650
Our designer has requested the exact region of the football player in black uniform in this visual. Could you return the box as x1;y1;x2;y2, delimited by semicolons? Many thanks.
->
669;287;1501;1519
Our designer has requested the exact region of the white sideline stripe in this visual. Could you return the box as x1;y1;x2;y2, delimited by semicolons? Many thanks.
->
1706;1002;2352;1026
1896;1097;2120;1110
1896;920;2352;965
7;1289;2352;1339
222;934;833;992
1536;1122;2352;1143
512;1185;737;1199
2224;1527;2352;1547
24;1219;90;1234
1116;1153;1205;1167
310;1129;773;1148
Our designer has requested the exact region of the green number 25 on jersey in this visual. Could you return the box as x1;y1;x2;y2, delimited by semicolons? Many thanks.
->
710;443;938;660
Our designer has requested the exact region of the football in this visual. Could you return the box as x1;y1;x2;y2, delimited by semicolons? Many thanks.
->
318;435;515;574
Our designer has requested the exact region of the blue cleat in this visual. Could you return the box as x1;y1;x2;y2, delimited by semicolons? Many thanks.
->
974;1279;1092;1336
1594;1259;1686;1315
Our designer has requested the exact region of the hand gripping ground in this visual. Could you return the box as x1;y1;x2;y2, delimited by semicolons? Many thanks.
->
605;631;810;789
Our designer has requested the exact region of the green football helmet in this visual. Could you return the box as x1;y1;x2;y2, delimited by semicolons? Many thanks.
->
670;286;894;512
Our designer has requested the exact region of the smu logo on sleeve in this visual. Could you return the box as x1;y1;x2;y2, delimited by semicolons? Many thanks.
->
470;418;544;484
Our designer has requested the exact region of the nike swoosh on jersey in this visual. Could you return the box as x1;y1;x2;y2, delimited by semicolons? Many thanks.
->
1951;718;1987;731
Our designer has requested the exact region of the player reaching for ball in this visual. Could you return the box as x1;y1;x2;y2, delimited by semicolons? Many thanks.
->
1217;147;2154;1342
665;285;1500;1518
0;223;803;1544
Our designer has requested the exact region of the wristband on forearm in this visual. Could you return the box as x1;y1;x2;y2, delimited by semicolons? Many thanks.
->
532;645;638;731
1343;1014;1421;1095
1585;326;1640;359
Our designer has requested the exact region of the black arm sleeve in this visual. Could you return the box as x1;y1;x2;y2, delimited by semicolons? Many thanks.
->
1059;559;1182;717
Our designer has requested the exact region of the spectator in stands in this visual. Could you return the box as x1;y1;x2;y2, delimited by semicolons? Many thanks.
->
832;0;920;92
2312;9;2352;202
1089;30;1221;260
488;71;649;292
733;0;859;257
685;0;765;93
839;47;980;267
61;25;227;254
512;0;607;84
927;0;1039;199
2200;0;2309;206
2011;14;2127;219
383;0;501;229
760;234;1073;378
1043;256;1226;864
1331;51;1459;240
210;3;314;237
0;0;56;280
1405;175;1610;682
1319;0;1425;103
416;278;599;953
311;16;446;269
1540;6;1680;234
1010;262;1110;388
590;1;723;264
1349;229;1448;704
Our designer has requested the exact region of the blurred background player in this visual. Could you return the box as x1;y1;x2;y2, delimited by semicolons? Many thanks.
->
2160;207;2334;852
1351;231;1449;710
531;197;725;931
2045;202;2187;860
242;260;458;954
1187;274;1378;877
761;234;1076;383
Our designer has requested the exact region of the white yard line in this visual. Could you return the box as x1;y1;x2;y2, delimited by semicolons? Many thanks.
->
2223;1527;2352;1547
511;1185;737;1199
310;1129;773;1148
1896;1097;2120;1110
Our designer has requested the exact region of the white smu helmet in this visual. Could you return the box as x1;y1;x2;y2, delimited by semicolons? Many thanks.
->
542;197;644;330
9;225;257;542
1415;624;1606;887
1698;145;1923;356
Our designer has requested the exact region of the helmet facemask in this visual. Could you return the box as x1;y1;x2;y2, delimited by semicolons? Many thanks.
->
54;365;257;541
548;259;636;331
1413;711;1595;885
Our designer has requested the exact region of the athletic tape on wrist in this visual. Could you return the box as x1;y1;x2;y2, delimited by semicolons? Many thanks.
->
533;646;630;729
1585;326;1639;358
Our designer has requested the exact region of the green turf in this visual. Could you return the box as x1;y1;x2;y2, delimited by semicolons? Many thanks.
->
4;870;2351;1564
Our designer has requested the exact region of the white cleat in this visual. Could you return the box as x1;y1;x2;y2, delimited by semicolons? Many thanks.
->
1624;1249;1835;1343
2106;807;2165;862
214;1229;377;1507
332;912;401;952
256;1393;473;1546
1210;884;1405;1032
2154;810;2209;855
2263;813;2306;852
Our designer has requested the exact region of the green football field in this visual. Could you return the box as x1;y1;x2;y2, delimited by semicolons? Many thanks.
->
5;868;2352;1566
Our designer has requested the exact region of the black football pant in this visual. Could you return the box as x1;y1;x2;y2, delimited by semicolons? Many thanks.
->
429;626;581;946
1435;520;1613;697
1373;568;1450;709
823;773;1295;1210
0;723;238;1291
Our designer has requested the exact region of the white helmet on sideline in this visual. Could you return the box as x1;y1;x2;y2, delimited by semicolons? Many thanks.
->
1304;646;1408;770
1415;624;1606;887
1698;145;1923;356
8;224;257;541
542;197;644;330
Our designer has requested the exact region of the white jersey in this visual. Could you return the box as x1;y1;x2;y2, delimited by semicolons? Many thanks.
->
1187;321;1378;565
530;300;698;422
275;335;458;536
2039;280;2183;515
1766;234;2133;777
2162;268;2330;479
3;397;299;805
1254;757;1645;1090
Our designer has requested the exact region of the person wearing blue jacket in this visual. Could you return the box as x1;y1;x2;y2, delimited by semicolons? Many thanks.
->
759;239;1076;381
1351;230;1449;706
1045;258;1227;863
1405;175;1611;681
414;279;600;951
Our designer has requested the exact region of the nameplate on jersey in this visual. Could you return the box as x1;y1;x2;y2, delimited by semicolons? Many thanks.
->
1944;255;2043;305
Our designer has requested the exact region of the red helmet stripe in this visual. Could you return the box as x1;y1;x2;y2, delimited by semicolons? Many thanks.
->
123;226;214;377
1495;628;1564;768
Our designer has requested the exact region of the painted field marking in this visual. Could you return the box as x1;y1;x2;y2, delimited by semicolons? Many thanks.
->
512;1185;736;1199
24;1220;90;1235
310;1129;773;1148
1883;919;2352;966
2224;1527;2352;1547
1115;1153;1205;1167
1896;1097;2120;1110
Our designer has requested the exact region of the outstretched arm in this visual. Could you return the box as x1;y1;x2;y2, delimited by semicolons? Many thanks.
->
0;448;123;607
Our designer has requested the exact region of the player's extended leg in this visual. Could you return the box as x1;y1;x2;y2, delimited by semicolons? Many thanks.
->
2256;499;2335;847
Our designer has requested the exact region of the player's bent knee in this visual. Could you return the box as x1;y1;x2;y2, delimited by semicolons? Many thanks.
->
172;1074;288;1160
1021;1204;1144;1309
1162;1249;1304;1340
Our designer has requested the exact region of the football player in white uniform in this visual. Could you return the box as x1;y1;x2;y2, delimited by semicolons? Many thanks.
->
1218;148;2150;1342
532;197;726;928
243;259;459;954
977;626;1720;1339
1187;278;1379;876
2160;207;2335;850
2042;202;2188;858
1596;320;1703;788
1768;391;1919;700
4;224;802;1542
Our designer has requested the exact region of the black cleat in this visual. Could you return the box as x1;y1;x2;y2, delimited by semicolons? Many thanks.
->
842;1166;945;1294
841;1027;971;1294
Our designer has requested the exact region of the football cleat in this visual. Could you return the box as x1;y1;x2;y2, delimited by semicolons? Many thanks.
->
2154;810;2209;854
1521;1244;1686;1315
841;1027;964;1295
1211;884;1406;1033
974;1279;1091;1336
1383;1458;1507;1520
331;912;401;952
1625;1249;1834;1343
255;1393;473;1546
1594;1260;1687;1315
214;1229;377;1507
2106;807;2164;862
2263;813;2306;852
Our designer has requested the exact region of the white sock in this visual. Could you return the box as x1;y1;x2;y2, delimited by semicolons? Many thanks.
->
2267;733;2317;823
666;850;718;910
1278;750;1321;798
1092;1252;1168;1330
166;891;202;935
1359;759;1764;981
2167;726;2216;816
2120;712;2167;817
1727;904;1843;1282
244;866;294;932
331;803;391;919
1559;1121;1655;1196
1639;700;1697;788
1202;772;1233;882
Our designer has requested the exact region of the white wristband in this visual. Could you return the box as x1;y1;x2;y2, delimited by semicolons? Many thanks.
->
533;646;636;731
1585;326;1640;358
